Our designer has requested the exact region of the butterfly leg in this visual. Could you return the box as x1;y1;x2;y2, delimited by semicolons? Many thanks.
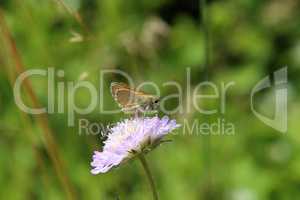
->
134;109;143;118
134;110;139;118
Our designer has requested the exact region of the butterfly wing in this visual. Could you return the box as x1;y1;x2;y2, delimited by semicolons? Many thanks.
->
110;82;159;113
110;82;141;112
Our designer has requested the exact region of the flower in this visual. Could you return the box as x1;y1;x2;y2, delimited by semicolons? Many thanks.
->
91;116;180;174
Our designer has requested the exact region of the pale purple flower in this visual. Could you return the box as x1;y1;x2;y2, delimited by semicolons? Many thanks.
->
91;116;180;174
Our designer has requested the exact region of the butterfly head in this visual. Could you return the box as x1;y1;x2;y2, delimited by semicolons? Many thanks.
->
153;97;160;107
145;96;160;111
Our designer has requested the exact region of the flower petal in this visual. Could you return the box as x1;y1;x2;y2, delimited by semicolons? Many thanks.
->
90;116;180;174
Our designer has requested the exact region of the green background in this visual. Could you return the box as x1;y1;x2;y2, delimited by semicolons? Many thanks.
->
0;0;300;199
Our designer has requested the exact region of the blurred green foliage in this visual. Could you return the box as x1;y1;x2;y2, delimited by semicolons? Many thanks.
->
0;0;300;199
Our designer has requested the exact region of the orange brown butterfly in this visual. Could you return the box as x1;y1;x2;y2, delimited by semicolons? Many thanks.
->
110;82;160;114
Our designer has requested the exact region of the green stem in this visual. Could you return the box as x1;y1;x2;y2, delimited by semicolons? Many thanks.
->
139;154;159;200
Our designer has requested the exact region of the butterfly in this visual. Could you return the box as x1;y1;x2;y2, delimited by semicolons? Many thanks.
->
110;82;160;114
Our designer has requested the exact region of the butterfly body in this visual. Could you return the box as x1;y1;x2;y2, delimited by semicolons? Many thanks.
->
110;82;160;113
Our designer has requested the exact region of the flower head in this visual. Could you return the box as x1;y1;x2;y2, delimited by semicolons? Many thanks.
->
91;116;180;174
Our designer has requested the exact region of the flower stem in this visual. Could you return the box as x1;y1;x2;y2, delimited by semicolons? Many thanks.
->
139;154;159;200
